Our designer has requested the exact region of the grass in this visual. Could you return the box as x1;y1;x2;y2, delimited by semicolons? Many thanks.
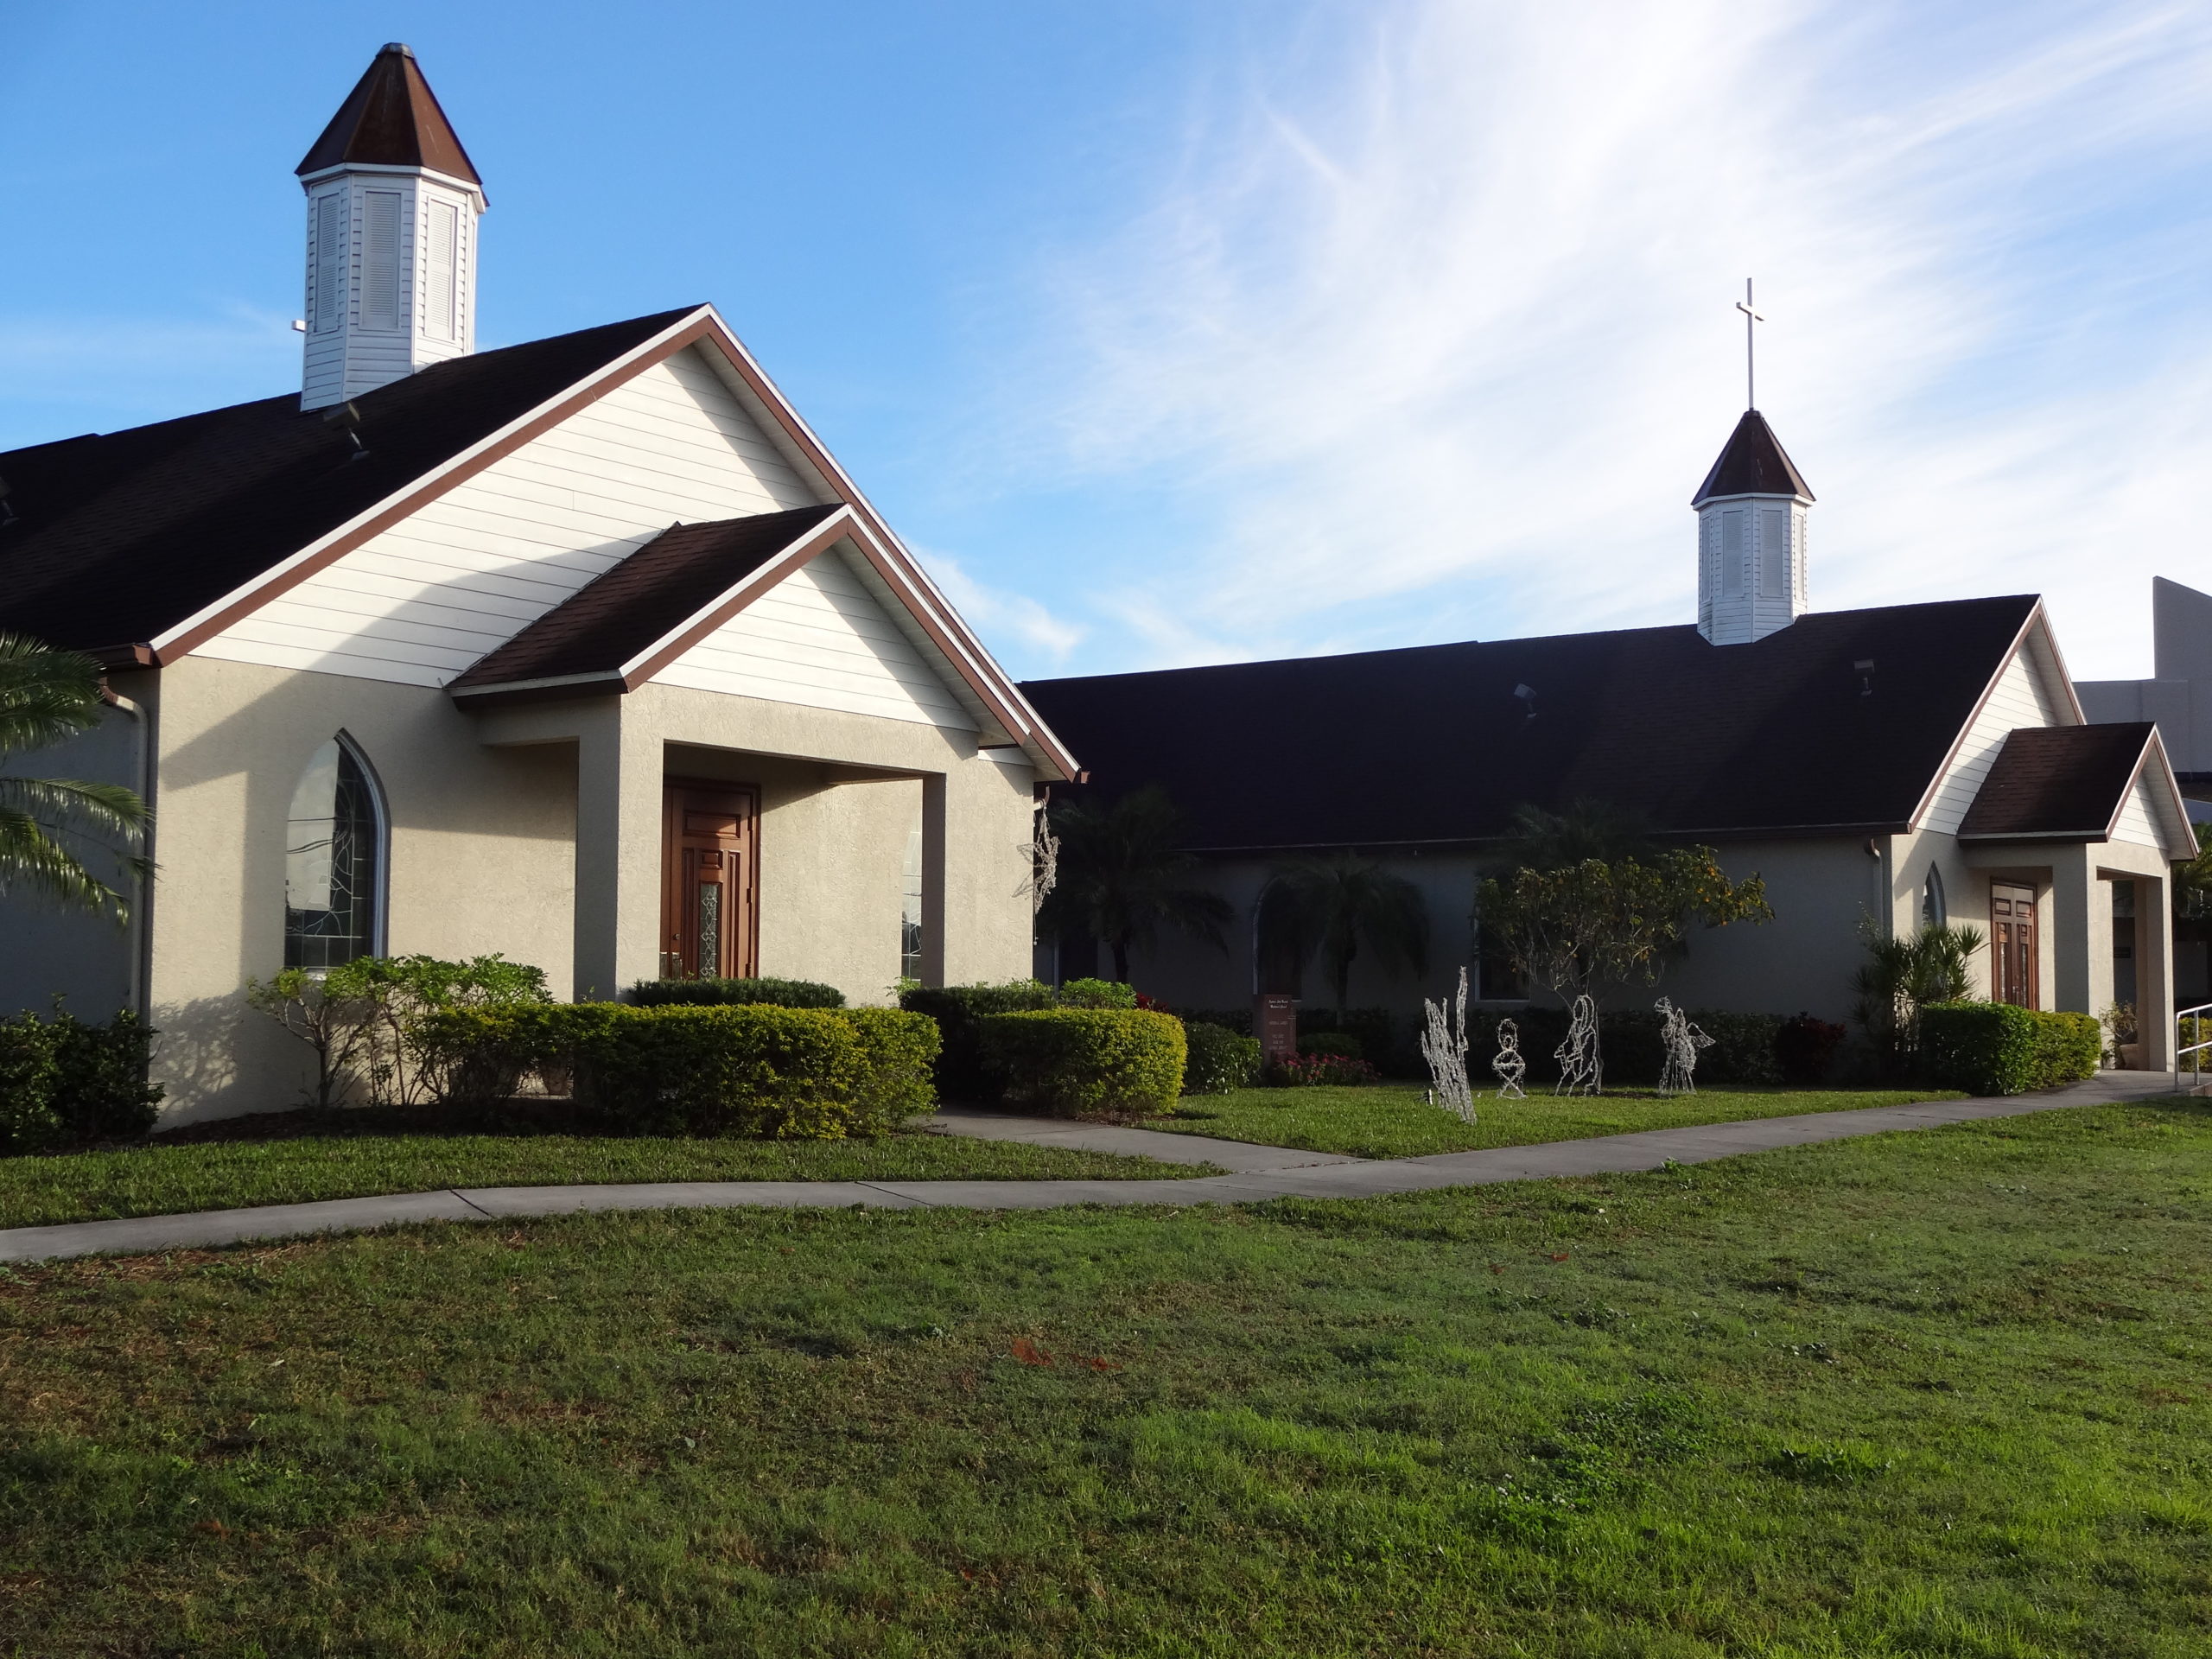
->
0;1120;1212;1232
3;1096;2209;1656
1152;1080;1968;1159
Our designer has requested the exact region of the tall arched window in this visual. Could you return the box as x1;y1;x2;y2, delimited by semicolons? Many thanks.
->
285;734;386;969
1921;867;1947;930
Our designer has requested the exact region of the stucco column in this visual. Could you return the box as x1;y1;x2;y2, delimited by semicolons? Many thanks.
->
2049;844;2107;1020
573;701;663;1001
918;772;949;988
2139;870;2175;1071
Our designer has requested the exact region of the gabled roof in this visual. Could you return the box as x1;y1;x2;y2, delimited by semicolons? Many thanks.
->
0;308;696;661
296;43;482;191
1957;723;2188;847
1693;410;1814;505
449;505;847;697
1020;596;2044;850
0;302;1078;779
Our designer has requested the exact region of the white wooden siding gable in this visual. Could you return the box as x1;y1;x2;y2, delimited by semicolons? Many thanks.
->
660;543;978;731
1917;622;2074;837
2112;769;2164;849
198;346;823;687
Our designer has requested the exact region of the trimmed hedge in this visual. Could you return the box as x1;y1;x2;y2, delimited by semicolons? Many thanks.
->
899;980;1060;1103
420;1003;937;1137
0;1009;162;1154
976;1008;1186;1121
1300;1031;1363;1061
1183;1022;1261;1095
628;976;846;1009
1917;1002;2102;1096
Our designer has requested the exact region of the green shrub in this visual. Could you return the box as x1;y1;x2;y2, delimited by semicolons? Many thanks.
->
1056;977;1138;1009
1299;1030;1363;1060
1298;1007;1404;1073
0;1007;162;1154
1777;1014;1847;1084
1182;1022;1260;1095
628;976;846;1009
248;953;551;1109
2029;1010;2101;1089
899;979;1068;1103
1919;1002;2037;1096
977;1008;1186;1120
420;1004;938;1138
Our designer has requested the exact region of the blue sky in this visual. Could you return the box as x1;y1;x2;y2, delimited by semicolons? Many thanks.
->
3;1;2209;683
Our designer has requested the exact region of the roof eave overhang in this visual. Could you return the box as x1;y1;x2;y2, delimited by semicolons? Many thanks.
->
448;671;626;709
138;300;1077;782
1688;488;1814;511
296;162;486;206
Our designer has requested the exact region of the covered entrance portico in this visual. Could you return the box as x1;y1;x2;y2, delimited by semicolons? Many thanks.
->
1959;842;2176;1066
470;682;1040;1005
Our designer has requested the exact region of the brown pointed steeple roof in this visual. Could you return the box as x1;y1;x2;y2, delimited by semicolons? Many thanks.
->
1692;410;1813;505
296;43;483;193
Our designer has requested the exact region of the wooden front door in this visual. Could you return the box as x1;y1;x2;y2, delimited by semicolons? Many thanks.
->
662;781;758;981
1992;882;2038;1008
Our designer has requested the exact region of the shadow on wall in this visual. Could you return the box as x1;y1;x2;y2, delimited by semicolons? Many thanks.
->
149;991;318;1126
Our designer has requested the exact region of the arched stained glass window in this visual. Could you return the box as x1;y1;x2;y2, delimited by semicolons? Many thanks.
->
285;734;385;969
1921;867;1947;930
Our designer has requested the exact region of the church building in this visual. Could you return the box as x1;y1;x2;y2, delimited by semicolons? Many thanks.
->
0;46;1077;1120
1023;412;2198;1066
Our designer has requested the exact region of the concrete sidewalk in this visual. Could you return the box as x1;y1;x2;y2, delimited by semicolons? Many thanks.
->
0;1071;2177;1265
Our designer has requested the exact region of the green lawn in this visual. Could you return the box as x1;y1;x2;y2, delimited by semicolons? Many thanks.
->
3;1097;2209;1656
0;1125;1212;1232
1152;1080;1968;1159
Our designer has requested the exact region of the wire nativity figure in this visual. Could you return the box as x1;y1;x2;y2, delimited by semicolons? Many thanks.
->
1655;996;1715;1096
1491;1018;1528;1099
1421;966;1476;1124
1554;995;1602;1096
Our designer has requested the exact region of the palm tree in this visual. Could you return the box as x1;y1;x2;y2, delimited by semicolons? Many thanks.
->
1497;798;1655;872
1039;785;1232;985
0;635;153;920
1270;852;1430;1014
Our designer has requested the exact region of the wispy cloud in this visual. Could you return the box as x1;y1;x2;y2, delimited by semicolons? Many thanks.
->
921;548;1088;665
982;0;2212;678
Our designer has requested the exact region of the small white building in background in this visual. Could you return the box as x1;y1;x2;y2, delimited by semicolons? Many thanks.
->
1025;411;2199;1062
0;45;1077;1121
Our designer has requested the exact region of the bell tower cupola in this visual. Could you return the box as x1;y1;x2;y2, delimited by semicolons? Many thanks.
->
1693;410;1813;645
296;44;486;411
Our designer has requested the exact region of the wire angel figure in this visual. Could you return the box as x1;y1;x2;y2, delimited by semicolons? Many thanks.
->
1554;994;1603;1096
1015;808;1059;914
1656;996;1714;1096
1491;1018;1528;1099
1421;966;1476;1124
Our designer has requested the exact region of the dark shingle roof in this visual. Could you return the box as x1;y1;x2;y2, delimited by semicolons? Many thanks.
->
0;307;698;657
1020;596;2042;848
449;505;843;690
1956;723;2156;840
297;44;482;188
1693;410;1814;504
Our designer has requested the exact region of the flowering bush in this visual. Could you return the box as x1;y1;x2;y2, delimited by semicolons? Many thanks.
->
1266;1052;1381;1088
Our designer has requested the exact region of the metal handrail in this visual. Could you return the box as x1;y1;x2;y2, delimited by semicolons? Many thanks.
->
2176;1001;2212;1092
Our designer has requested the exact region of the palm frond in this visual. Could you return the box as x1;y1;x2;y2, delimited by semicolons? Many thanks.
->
0;805;136;921
0;634;109;760
0;774;152;843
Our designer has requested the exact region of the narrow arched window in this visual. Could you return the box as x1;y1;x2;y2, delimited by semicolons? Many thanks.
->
1921;868;1947;930
285;734;385;969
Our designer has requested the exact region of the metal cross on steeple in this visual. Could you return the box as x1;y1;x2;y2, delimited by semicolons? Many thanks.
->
1735;278;1764;410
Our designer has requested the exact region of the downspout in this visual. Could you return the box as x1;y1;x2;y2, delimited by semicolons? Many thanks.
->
1866;836;1890;938
104;688;156;1026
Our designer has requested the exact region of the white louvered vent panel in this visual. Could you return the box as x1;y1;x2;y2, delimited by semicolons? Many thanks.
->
313;194;345;334
424;200;458;342
362;191;403;332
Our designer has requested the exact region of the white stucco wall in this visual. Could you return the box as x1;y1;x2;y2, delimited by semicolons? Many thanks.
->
120;655;1038;1123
